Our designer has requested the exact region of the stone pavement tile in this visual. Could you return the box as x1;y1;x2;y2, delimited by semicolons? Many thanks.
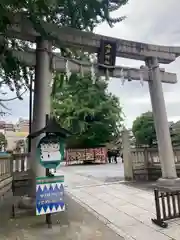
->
103;189;133;201
84;188;131;208
115;203;149;217
107;224;134;240
160;224;180;239
67;189;99;206
112;199;155;216
105;186;153;204
83;186;106;194
63;173;101;188
67;188;82;194
120;222;171;240
134;212;163;231
71;189;143;228
90;201;118;219
135;192;154;202
109;212;138;228
126;197;155;211
108;197;128;207
68;193;111;225
68;188;87;196
83;190;128;207
106;185;154;205
91;192;112;201
173;218;180;225
70;186;179;240
96;188;154;212
112;185;142;194
76;185;156;218
92;192;127;206
135;213;178;231
81;196;100;206
89;201;138;227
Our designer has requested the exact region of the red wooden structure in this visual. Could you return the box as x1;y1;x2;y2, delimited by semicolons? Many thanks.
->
65;147;107;165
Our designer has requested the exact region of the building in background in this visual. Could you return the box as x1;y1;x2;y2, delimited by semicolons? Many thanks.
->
15;118;29;132
0;121;15;134
5;131;28;150
0;118;29;150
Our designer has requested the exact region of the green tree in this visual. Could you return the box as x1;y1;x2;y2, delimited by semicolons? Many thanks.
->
170;121;180;146
132;111;157;147
0;132;7;150
0;0;128;108
52;73;123;148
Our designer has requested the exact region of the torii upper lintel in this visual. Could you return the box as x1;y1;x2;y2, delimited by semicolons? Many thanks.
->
5;13;180;64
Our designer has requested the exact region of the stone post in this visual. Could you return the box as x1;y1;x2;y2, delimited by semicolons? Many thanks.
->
122;128;133;181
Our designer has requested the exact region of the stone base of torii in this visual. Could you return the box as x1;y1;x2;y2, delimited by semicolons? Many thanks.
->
5;13;180;191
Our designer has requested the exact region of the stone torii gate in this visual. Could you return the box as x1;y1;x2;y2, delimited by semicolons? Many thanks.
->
5;13;180;189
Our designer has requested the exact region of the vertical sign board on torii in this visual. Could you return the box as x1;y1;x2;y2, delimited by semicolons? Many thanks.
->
98;40;117;72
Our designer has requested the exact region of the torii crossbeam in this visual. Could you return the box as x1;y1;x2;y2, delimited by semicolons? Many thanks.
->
4;13;180;64
12;49;177;83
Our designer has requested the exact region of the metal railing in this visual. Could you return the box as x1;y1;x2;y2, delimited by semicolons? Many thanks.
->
152;189;180;228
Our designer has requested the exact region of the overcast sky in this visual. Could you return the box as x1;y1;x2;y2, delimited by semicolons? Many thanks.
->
2;0;180;127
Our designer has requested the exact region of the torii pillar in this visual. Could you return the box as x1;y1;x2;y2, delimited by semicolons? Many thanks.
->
30;37;52;196
146;57;180;189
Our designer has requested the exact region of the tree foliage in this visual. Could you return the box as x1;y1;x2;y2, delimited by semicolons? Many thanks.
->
52;73;123;148
170;121;180;146
132;111;157;147
0;132;7;150
0;0;128;101
132;112;180;147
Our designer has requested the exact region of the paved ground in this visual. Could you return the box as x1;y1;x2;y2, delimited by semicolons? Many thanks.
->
58;162;180;240
57;160;124;187
0;195;124;240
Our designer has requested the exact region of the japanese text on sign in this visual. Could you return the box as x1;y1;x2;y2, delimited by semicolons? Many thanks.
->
98;40;117;70
36;176;65;215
